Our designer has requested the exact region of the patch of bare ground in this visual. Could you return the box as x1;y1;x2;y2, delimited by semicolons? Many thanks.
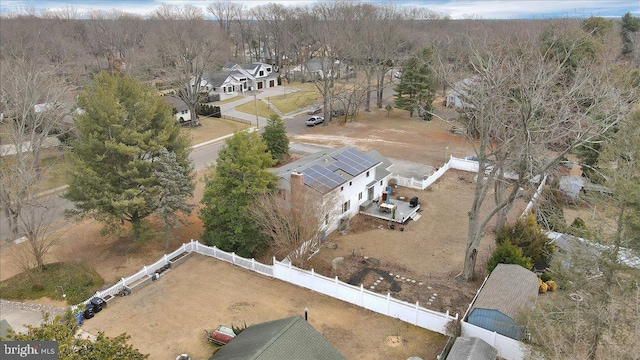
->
291;103;471;166
308;170;528;319
80;255;446;360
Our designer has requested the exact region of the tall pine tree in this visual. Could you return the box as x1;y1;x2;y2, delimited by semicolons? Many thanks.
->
394;47;436;119
199;131;277;257
65;73;193;241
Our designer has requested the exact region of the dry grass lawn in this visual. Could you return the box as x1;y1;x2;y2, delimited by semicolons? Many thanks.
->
80;255;446;360
187;117;249;145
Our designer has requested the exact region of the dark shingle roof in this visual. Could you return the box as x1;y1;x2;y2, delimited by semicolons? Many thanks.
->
447;337;497;360
164;96;188;112
210;316;345;360
468;264;539;320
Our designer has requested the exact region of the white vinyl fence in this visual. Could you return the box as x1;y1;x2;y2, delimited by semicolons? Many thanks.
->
272;260;458;334
460;320;527;360
389;156;486;190
76;240;457;336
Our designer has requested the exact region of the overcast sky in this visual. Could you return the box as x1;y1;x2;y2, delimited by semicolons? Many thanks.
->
1;0;638;19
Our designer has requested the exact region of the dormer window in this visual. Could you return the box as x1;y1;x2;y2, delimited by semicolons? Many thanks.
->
259;71;264;76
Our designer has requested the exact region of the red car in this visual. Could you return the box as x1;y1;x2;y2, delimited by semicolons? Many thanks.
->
205;326;236;346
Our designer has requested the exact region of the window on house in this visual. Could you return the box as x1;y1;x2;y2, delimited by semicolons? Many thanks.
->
358;192;362;200
340;186;344;191
380;181;383;186
266;67;271;72
366;171;370;177
342;200;350;213
349;181;352;186
259;71;264;76
325;214;329;225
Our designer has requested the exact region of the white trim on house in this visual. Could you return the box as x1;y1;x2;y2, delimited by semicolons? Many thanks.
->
273;146;392;234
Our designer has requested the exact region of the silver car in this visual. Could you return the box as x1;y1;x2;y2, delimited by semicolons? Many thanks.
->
305;116;324;126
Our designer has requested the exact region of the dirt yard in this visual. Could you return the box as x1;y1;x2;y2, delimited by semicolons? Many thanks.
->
80;255;445;360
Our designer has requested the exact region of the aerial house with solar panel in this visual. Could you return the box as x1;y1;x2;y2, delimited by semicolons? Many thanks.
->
273;146;420;234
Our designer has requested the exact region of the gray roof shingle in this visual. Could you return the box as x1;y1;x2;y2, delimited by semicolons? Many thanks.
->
468;264;539;320
210;316;345;360
447;337;498;360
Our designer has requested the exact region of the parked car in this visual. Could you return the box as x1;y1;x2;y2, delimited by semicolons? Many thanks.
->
305;116;324;126
307;106;322;115
393;71;402;79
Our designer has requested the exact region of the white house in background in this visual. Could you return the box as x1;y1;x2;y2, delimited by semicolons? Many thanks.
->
446;77;476;108
164;95;192;123
222;61;279;90
195;61;279;101
272;146;392;233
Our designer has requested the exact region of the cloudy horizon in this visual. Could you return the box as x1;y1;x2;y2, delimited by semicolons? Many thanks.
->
1;0;638;20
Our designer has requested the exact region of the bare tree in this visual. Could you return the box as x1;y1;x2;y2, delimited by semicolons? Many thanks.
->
8;196;65;271
150;4;229;127
454;31;634;281
0;56;69;241
207;0;243;38
251;188;340;268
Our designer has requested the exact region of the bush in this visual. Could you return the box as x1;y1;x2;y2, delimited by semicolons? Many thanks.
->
540;273;553;282
497;214;555;271
487;241;533;274
539;282;548;293
197;104;221;118
567;216;591;238
546;280;558;291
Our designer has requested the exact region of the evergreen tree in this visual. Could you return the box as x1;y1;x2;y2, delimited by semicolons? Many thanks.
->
261;114;289;162
199;131;277;257
65;73;192;241
393;47;436;119
152;148;196;250
621;12;640;56
486;242;533;274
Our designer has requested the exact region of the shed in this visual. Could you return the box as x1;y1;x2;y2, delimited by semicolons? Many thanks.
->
466;264;538;340
559;175;584;199
209;315;345;360
447;336;498;360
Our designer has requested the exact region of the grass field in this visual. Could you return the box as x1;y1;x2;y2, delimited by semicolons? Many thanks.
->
187;116;249;145
269;82;322;114
235;99;279;119
0;262;103;305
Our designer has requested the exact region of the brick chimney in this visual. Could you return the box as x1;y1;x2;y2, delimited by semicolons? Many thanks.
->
290;172;304;198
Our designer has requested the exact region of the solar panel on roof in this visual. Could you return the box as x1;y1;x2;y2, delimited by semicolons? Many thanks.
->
326;163;339;172
333;148;379;175
302;164;344;193
333;161;359;176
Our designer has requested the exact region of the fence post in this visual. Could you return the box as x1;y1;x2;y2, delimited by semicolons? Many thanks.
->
232;252;236;265
415;301;420;325
273;257;277;279
251;258;255;270
213;246;217;257
311;268;315;291
335;276;339;297
387;293;391;315
360;284;364;305
163;254;168;264
121;278;126;288
289;261;293;282
143;265;148;275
